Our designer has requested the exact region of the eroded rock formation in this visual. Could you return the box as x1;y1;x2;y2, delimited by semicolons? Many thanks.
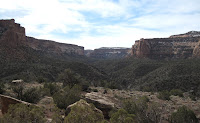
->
0;94;31;114
131;31;200;59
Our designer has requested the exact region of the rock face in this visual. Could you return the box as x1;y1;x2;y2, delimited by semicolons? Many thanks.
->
85;92;115;119
0;19;84;61
0;19;26;46
87;47;131;59
131;32;200;59
0;94;31;114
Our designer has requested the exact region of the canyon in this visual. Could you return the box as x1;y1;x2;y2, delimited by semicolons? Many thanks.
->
131;31;200;59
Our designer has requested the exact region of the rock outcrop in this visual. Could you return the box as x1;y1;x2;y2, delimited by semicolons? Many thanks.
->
66;99;104;122
66;99;103;116
0;94;31;114
85;92;115;119
87;47;131;59
131;31;200;59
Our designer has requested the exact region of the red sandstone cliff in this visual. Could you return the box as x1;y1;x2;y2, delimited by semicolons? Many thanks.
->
0;19;84;61
131;32;200;59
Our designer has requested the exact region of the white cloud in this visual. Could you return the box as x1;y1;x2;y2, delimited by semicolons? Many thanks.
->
0;0;199;49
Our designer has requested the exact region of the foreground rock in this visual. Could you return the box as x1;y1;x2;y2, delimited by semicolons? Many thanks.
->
0;94;31;114
66;99;104;123
85;92;116;119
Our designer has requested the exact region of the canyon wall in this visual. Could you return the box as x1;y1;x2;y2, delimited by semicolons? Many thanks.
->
0;19;84;60
87;47;131;59
131;32;200;59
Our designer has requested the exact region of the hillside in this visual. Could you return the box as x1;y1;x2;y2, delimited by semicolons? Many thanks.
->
93;58;200;96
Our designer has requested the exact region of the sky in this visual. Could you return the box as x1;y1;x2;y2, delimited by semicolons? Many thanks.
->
0;0;200;49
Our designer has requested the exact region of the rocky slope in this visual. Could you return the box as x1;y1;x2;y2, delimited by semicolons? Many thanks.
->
86;47;131;59
85;87;200;123
131;31;200;59
0;19;84;62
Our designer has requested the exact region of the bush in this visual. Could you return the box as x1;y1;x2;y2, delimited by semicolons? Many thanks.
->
12;84;24;100
170;89;183;97
64;99;104;123
58;69;81;87
0;83;5;94
189;94;196;101
44;83;60;95
37;76;47;83
157;90;170;100
123;96;161;123
53;85;81;109
170;106;198;123
22;88;42;103
1;103;46;123
110;109;136;123
92;89;98;92
51;107;64;123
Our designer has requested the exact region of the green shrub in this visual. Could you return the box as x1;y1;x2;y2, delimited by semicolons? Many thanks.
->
170;89;183;97
64;99;104;123
53;85;81;109
110;109;136;123
58;69;81;87
22;87;41;103
1;103;46;123
189;94;196;101
44;83;60;95
157;90;170;100
92;89;98;92
37;76;47;83
51;107;64;123
170;106;198;123
0;83;5;94
122;96;161;123
12;84;24;100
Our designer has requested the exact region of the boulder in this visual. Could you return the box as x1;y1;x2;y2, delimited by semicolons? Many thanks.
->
85;92;115;119
65;99;104;122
